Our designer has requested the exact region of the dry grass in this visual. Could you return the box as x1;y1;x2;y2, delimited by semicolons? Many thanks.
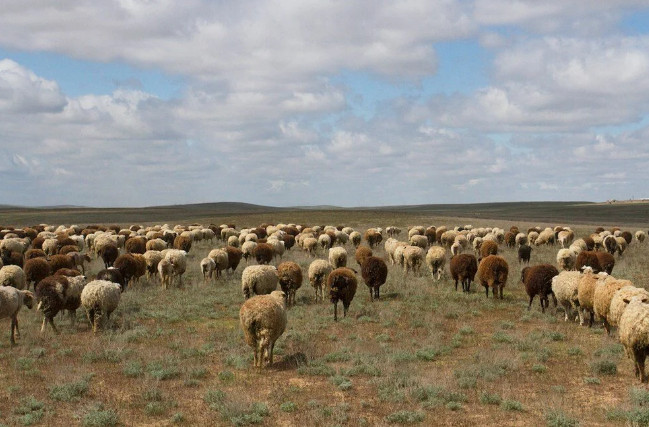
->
0;210;648;426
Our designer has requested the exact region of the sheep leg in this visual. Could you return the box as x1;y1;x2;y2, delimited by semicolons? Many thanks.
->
334;302;338;321
603;319;611;336
375;287;380;300
484;285;489;298
343;302;349;318
369;286;374;302
269;341;275;365
69;310;76;327
588;311;594;328
48;317;59;334
634;349;647;383
10;315;17;345
41;317;47;333
455;279;459;292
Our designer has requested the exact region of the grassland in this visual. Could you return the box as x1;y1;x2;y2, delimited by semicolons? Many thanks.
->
1;204;649;426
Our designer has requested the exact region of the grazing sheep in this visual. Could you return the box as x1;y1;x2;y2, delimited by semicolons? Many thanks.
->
114;254;139;288
594;278;632;335
142;250;163;281
158;258;174;290
387;226;401;238
349;231;362;247
302;237;318;256
528;231;539;245
241;265;279;299
24;249;46;260
24;258;51;289
384;239;405;265
551;271;582;322
206;249;229;278
161;249;187;287
308;260;332;303
603;235;617;255
424;227;437;245
480;240;498;259
504;232;516;248
450;254;478;293
635;231;646;243
48;254;75;274
80;280;122;333
515;233;528;247
0;286;34;344
355;246;373;268
364;229;383;248
410;234;428;249
361;256;388;301
478;255;509;299
318;234;332;251
403;246;425;275
575;251;600;273
621;231;633;245
618;295;649;382
173;235;192;253
253;243;275;265
557;230;575;248
577;267;611;327
0;265;26;290
277;262;302;306
595;251;615;275
35;275;87;333
96;268;126;290
266;238;285;260
615;237;628;256
99;244;119;269
535;228;555;246
41;238;59;256
521;264;559;313
239;290;287;368
201;257;217;283
223;246;242;273
125;237;146;254
426;246;446;281
518;244;532;264
556;249;576;271
609;286;649;330
328;267;357;321
241;241;258;263
328;247;348;269
146;238;168;252
472;237;483;255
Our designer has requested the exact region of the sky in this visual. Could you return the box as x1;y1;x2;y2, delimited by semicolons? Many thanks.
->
1;1;649;208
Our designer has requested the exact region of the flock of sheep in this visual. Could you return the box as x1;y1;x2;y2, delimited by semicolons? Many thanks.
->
1;221;649;382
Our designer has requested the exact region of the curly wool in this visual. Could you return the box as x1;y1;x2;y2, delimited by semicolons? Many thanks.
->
0;265;26;290
551;271;581;322
241;265;278;299
619;296;649;382
80;280;121;332
609;286;649;328
478;255;508;299
426;246;446;280
556;249;576;271
239;290;287;368
308;259;332;302
361;256;388;301
328;247;348;269
593;278;632;334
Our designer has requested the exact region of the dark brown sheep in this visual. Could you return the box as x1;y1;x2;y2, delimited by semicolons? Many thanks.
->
225;246;243;273
99;244;119;268
480;240;498;259
621;231;633;245
361;256;388;301
253;243;274;265
2;251;24;268
583;236;595;251
48;254;75;273
24;258;51;289
54;268;82;277
478;255;509;299
58;245;79;255
277;261;302;306
355;246;373;268
575;251;600;273
31;236;45;250
521;264;559;312
125;237;147;254
282;235;295;251
35;276;68;333
22;228;38;240
518;244;532;264
510;226;520;234
450;254;478;293
328;267;357;321
595;252;615;275
504;232;516;248
173;235;192;253
604;236;617;255
131;254;147;284
24;249;46;260
57;237;76;248
114;254;139;287
594;227;605;233
161;232;176;247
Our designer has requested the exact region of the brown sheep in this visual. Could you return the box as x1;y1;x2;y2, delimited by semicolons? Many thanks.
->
32;236;45;250
364;230;383;248
48;254;75;273
478;255;509;299
24;258;51;289
355;246;373;267
595;252;615;275
54;268;82;277
99;244;119;268
282;235;295;250
125;237;147;254
277;261;302;306
2;251;23;268
621;231;633;245
575;251;600;273
96;268;126;290
173;235;192;253
504;232;516;248
58;245;79;255
24;249;46;260
328;267;357;321
361;256;388;301
225;246;243;273
480;240;498;259
253;243;274;265
521;264;559;312
518;244;532;264
450;254;478;293
582;236;595;251
425;227;437;245
114;254;139;288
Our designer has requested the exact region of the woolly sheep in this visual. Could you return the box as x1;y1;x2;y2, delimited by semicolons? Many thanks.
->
266;238;285;259
0;286;34;344
551;271;581;322
201;257;216;283
595;251;615;275
318;234;332;251
609;286;649;330
328;247;348;269
349;231;362;247
480;240;498;259
355;246;373;267
143;250;163;280
239;290;287;368
308;260;332;303
241;241;258;263
515;233;528;246
97;268;126;290
303;237;318;256
619;295;649;382
36;275;87;332
478;255;508;299
409;234;428;249
24;258;51;289
207;249;229;278
518;244;532;264
277;262;302;306
361;256;387;301
528;231;539;245
615;236;628;256
593;278;632;334
80;280;121;333
450;254;477;292
603;235;617;254
426;246;446;281
403;246;425;275
636;231;646;243
146;238;167;252
162;249;187;287
575;251;600;273
557;230;575;248
0;265;26;290
556;249;576;271
521;264;559;313
364;228;383;248
241;265;279;299
577;268;611;327
158;258;174;290
384;239;405;265
328;267;357;321
472;237;483;255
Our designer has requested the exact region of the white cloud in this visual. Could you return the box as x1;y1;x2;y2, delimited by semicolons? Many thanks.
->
0;59;67;114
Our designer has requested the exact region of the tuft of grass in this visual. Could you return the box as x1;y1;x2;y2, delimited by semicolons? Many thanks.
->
81;404;119;427
591;360;617;376
280;401;297;413
49;375;92;402
330;375;353;391
630;387;649;406
479;391;502;405
147;361;181;380
13;396;45;426
492;331;515;344
583;377;601;385
501;399;524;411
204;389;227;411
545;409;579;427
122;360;143;378
385;410;425;424
532;364;547;373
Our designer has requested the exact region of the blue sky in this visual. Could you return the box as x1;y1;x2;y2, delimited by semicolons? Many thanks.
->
0;1;648;207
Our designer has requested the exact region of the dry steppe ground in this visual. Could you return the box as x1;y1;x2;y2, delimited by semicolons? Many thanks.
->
1;208;649;426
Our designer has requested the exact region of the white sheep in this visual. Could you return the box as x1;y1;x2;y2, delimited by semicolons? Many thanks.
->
328;247;347;269
308;259;332;302
80;280;121;333
635;231;646;243
161;249;187;287
158;258;174;290
551;271;581;322
515;233;528;246
200;257;217;283
349;231;362;247
426;246;446;280
409;234;428;249
403;246;425;275
239;290;287;368
241;265;279;299
241;241;258;263
609;286;649;330
619;295;649;382
556;249;576;271
143;250;163;280
0;286;34;344
0;265;26;290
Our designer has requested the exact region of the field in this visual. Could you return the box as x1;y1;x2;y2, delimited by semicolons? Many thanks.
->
1;203;649;426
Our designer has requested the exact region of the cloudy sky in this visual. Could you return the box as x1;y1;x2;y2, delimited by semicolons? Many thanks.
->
1;1;648;207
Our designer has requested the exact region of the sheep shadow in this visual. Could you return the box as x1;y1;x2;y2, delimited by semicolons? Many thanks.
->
272;352;308;371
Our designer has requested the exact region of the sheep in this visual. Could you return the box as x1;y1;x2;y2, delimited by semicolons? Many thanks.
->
241;241;258;263
158;258;174;290
364;229;382;248
361;256;388;301
403;246;425;275
24;249;46;260
528;231;539;245
277;262;302;306
556;249;576;271
318;234;332;251
35;275;87;333
253;243;274;265
239;290;287;368
113;254;139;288
302;237;318;256
0;286;34;345
478;255;508;299
577;267;611;327
355;246;373;268
557;230;575;248
619;295;649;382
615;236;628;256
521;264;559;313
24;258;51;289
450;254;478;293
426;246;446;281
575;251;600;273
224;246;243;273
504;232;516;248
551;271;581;322
349;231;362;248
0;265;26;289
142;250;163;281
593;278;632;335
384;239;405;265
99;244;119;268
535;228;555;246
325;247;346;270
636;231;646;243
595;251;615;275
450;242;462;257
125;237;146;254
515;233;528;246
96;268;126;290
440;230;459;248
146;238;167;252
603;235;617;254
609;286;649;330
80;280;122;333
480;240;498;259
173;235;192;253
472;237;483;255
201;257;217;283
408;227;424;239
307;260;332;303
409;234;428;249
621;231;633;245
161;249;187;287
241;265;278;299
518;244;532;264
328;267;357;321
205;249;228;278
